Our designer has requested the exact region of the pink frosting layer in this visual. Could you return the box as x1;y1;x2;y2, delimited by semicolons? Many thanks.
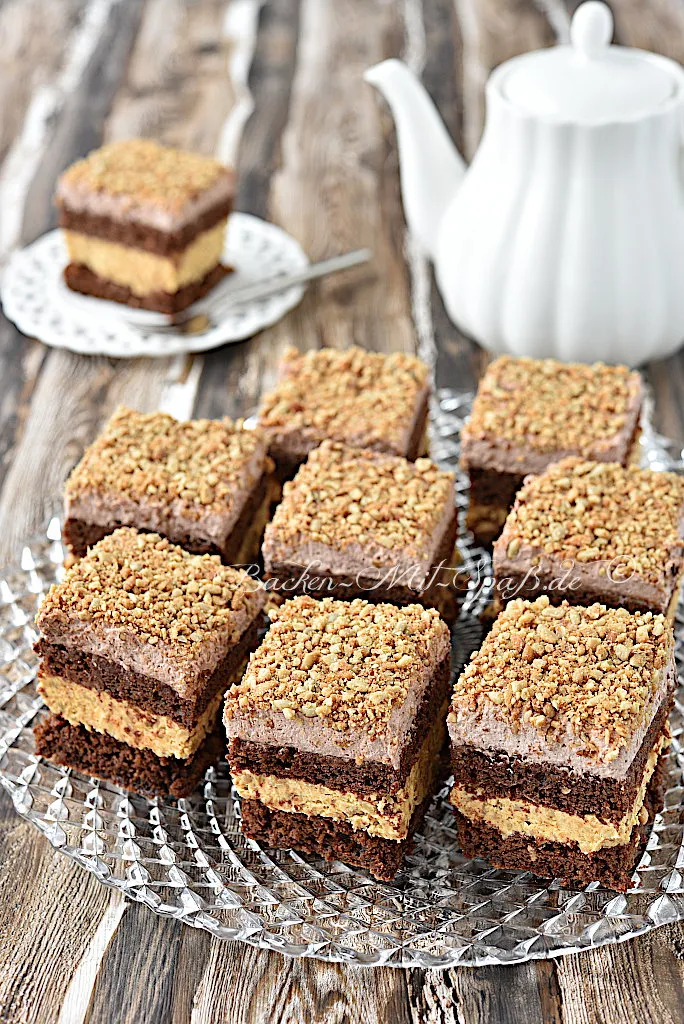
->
461;382;643;476
224;628;451;770
448;651;675;781
57;171;235;233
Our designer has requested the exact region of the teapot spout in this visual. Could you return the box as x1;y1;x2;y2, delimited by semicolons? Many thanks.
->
364;59;466;259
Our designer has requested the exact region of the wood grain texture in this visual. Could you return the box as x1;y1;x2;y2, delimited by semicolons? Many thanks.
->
0;1;684;1022
0;802;124;1024
554;924;684;1024
191;942;411;1024
197;0;417;422
83;904;210;1024
194;0;302;421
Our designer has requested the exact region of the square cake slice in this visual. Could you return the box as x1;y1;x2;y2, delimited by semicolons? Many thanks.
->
448;597;674;891
257;346;430;479
262;442;463;619
224;596;451;880
62;406;277;564
56;139;235;313
462;356;643;546
493;459;684;618
34;528;265;798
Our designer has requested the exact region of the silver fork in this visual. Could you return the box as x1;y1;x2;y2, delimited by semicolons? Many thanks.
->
124;248;373;338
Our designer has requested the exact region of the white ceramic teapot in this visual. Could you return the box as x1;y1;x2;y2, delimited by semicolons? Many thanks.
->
365;1;684;366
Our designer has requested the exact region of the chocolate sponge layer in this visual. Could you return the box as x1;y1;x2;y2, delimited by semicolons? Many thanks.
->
34;713;222;799
228;652;452;797
36;614;262;728
239;790;435;882
59;194;233;255
63;474;270;564
452;751;667;892
450;693;673;823
263;511;461;615
63;261;229;314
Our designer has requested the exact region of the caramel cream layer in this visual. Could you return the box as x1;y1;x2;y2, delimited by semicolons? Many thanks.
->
450;732;669;855
232;703;447;841
64;221;226;296
38;673;224;759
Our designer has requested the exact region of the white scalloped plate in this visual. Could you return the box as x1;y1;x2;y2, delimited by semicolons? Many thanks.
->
0;214;308;358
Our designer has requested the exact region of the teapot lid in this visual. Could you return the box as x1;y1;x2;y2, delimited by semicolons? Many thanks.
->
500;2;678;123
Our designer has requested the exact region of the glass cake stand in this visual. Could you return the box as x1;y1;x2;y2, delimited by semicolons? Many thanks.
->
0;389;683;969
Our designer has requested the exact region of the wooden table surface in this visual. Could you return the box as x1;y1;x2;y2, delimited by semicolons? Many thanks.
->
1;1;684;1021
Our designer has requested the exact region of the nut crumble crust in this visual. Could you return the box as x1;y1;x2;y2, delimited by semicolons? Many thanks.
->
449;596;672;763
498;457;684;586
36;528;264;663
58;139;233;213
65;406;266;524
266;441;454;558
463;356;641;455
258;347;429;454
225;595;449;738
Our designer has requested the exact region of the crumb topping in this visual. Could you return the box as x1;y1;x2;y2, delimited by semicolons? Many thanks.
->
58;140;232;212
499;458;684;586
36;528;263;659
266;441;454;557
450;596;672;762
258;347;429;454
65;407;265;522
225;595;449;737
463;356;641;455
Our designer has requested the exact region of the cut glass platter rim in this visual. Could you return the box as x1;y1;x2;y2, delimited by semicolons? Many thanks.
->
1;388;684;969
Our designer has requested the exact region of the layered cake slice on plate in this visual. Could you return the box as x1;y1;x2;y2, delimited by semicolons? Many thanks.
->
56;139;234;313
448;596;674;891
262;441;463;619
34;528;265;798
224;595;451;880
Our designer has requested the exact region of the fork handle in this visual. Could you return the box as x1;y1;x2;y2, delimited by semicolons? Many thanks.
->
220;247;372;308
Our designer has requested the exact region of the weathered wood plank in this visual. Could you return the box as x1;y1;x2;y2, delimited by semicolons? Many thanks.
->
194;0;301;420
0;0;145;537
0;4;265;1024
83;903;211;1024
196;0;415;420
453;0;555;160
611;0;684;60
608;0;684;445
190;942;412;1024
0;798;125;1024
407;961;547;1024
0;0;91;259
0;0;117;499
554;924;684;1024
419;0;482;395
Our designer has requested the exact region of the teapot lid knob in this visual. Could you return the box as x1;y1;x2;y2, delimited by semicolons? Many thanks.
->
498;0;680;122
570;2;613;60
